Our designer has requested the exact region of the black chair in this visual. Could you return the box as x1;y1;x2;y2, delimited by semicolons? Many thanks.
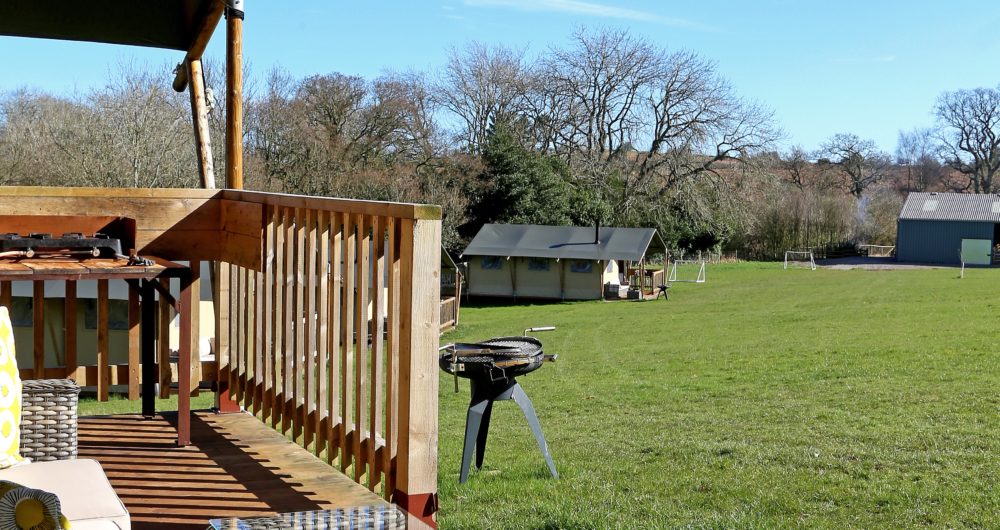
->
656;284;670;300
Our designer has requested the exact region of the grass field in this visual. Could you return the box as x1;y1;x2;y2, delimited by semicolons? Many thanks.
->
438;262;1000;529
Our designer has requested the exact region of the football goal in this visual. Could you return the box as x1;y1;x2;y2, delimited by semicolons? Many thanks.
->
858;244;895;258
668;259;706;283
784;250;816;270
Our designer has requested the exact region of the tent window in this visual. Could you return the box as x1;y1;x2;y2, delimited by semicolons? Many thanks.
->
527;258;550;271
481;256;502;270
570;260;593;273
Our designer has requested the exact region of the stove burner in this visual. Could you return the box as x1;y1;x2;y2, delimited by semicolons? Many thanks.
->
0;232;152;265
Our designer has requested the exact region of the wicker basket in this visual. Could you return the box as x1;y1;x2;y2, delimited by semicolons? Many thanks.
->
20;379;80;462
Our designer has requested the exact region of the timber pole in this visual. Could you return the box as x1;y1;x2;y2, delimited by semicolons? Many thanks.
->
187;58;216;189
225;0;244;190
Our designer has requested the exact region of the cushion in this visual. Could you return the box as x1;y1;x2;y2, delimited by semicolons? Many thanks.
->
0;307;24;469
0;459;129;529
0;480;70;529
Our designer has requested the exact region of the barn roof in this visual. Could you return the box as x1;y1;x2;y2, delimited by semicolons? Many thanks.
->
0;0;222;51
899;192;1000;223
462;224;665;262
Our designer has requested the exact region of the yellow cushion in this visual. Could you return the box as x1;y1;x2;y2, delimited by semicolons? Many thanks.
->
0;480;70;529
0;307;24;469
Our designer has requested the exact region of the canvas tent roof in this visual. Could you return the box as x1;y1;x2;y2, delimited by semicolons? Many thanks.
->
462;224;665;262
899;192;1000;223
0;0;222;51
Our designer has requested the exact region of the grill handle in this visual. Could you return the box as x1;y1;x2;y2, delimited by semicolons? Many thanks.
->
524;326;556;336
543;354;558;363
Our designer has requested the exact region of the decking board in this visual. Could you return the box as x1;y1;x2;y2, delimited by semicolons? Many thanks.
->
79;411;389;530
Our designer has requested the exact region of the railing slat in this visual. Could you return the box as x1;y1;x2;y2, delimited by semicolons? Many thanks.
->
303;208;317;450
271;207;287;431
263;206;277;424
340;212;355;474
384;217;399;499
189;260;201;396
282;208;296;435
369;215;386;491
293;207;307;444
328;212;344;466
316;210;330;458
354;213;370;483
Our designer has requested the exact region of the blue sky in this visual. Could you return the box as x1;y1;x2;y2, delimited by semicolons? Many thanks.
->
2;1;999;153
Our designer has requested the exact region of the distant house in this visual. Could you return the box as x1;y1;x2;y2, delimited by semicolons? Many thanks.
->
896;192;1000;265
461;224;666;300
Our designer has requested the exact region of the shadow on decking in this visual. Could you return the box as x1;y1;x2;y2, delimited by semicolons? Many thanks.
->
79;411;387;530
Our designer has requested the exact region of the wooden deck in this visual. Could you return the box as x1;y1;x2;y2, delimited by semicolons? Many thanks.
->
79;411;390;530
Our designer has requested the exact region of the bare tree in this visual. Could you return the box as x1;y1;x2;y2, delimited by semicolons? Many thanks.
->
538;28;779;228
819;133;891;198
437;42;532;153
895;127;943;192
934;86;1000;193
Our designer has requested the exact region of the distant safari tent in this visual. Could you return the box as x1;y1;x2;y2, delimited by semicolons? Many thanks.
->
462;224;666;300
896;192;1000;265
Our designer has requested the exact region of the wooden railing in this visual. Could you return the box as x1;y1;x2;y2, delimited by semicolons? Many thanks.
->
216;190;441;514
440;297;459;331
0;187;442;519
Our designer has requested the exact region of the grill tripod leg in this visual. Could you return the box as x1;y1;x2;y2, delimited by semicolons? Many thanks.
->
511;383;558;479
476;401;494;470
460;397;490;483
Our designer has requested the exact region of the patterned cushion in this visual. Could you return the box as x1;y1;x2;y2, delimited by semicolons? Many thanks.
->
0;480;70;529
0;307;24;469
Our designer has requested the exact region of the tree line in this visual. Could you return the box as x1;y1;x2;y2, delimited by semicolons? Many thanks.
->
2;28;998;259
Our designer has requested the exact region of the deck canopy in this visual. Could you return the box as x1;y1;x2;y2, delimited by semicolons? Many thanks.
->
0;0;221;50
463;223;666;262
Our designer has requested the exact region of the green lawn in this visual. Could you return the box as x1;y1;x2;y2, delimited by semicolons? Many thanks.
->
438;263;1000;529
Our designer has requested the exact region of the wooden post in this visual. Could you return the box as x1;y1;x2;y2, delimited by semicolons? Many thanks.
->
158;279;171;399
128;287;141;400
32;282;44;380
189;261;202;396
225;1;244;190
187;58;216;189
64;281;77;379
178;272;194;446
393;218;440;527
96;280;109;401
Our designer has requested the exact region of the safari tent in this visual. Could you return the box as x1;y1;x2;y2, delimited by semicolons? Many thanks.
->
462;223;665;300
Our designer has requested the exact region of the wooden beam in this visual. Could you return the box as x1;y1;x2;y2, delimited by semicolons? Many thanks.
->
187;58;216;189
225;3;244;190
171;0;226;92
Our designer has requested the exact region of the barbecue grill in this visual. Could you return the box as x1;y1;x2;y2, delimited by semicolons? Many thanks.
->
440;327;559;483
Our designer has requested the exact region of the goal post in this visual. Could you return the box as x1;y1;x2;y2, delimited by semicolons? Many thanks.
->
783;250;816;270
668;259;706;283
858;244;896;258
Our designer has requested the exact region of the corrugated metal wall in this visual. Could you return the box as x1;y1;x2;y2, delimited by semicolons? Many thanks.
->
896;220;995;264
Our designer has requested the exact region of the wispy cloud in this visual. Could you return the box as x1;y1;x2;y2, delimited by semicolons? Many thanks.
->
834;54;897;64
463;0;714;31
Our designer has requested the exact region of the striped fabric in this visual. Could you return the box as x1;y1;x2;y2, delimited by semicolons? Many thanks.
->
208;505;407;530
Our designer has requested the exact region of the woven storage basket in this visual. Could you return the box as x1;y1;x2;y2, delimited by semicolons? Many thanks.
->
20;379;80;461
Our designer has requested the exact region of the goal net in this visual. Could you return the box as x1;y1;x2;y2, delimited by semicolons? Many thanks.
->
858;244;895;258
784;250;816;270
668;259;706;283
